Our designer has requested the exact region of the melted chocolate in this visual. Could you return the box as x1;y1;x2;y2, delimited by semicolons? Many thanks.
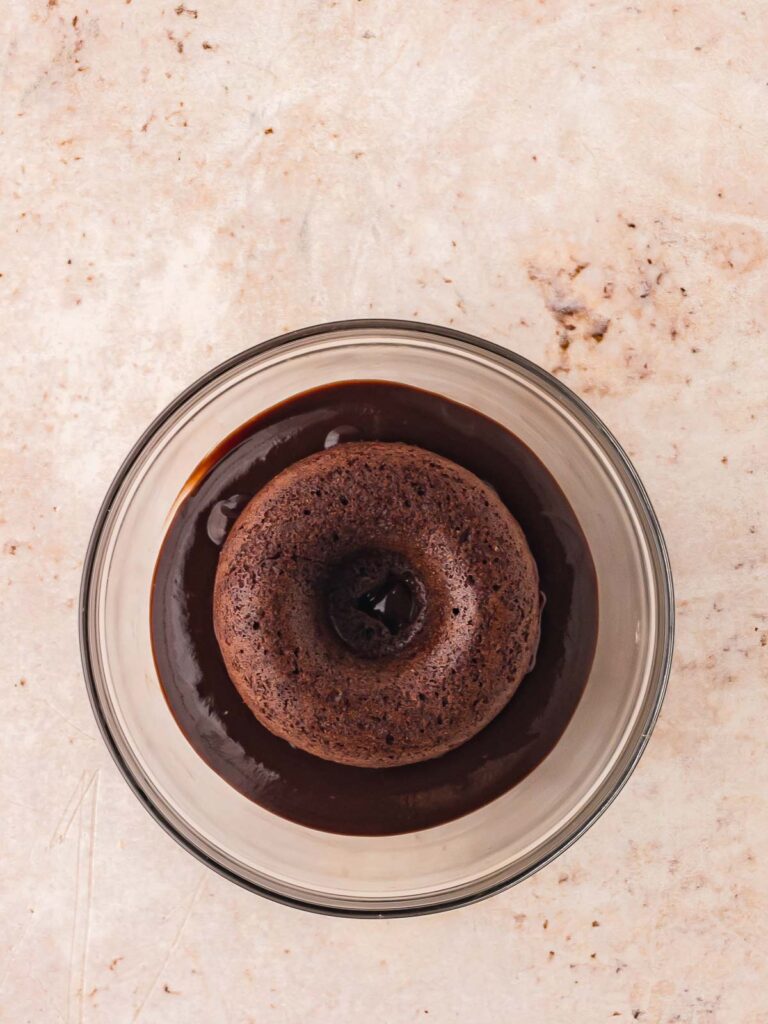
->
151;381;598;835
326;549;427;659
356;573;420;635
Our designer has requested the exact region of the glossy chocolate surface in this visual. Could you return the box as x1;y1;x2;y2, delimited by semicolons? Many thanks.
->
151;381;598;835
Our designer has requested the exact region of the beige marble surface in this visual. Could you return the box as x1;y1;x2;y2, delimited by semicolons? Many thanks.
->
2;1;767;1021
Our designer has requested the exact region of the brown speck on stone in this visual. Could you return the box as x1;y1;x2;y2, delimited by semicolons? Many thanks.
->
202;40;214;49
6;543;17;555
48;0;58;6
532;154;538;161
590;953;597;959
264;127;274;135
721;456;728;464
451;240;457;247
353;151;365;159
109;957;123;971
175;4;198;16
543;919;549;928
627;222;636;228
548;950;555;959
163;984;180;995
72;15;78;26
592;920;600;926
632;1013;641;1020
19;678;27;687
590;318;610;342
691;346;699;353
559;335;570;351
558;873;569;883
603;281;614;298
569;262;589;279
176;40;183;53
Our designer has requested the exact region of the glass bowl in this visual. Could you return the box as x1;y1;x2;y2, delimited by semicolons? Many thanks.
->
79;320;673;917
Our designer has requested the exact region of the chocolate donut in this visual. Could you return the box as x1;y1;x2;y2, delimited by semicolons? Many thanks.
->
213;441;541;768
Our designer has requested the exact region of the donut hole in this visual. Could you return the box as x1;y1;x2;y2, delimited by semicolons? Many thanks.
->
326;549;427;659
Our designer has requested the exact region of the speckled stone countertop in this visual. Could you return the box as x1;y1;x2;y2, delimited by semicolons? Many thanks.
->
1;2;766;1021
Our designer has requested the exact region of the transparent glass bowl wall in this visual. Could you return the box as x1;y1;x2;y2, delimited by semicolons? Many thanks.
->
80;321;673;917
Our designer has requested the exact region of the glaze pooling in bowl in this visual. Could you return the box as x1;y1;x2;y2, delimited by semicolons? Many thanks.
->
151;382;595;828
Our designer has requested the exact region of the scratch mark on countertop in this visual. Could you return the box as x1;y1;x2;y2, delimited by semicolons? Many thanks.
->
0;915;36;995
670;198;768;236
34;695;97;744
485;0;630;63
49;769;98;848
132;873;207;1022
66;769;99;1024
374;39;408;81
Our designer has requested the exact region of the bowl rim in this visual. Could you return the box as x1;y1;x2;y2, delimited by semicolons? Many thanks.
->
79;318;674;918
